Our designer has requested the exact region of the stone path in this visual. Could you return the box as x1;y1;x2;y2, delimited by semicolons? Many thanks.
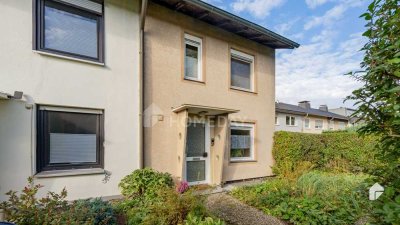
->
206;193;287;225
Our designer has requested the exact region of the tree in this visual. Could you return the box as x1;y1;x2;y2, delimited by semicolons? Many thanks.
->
347;0;400;223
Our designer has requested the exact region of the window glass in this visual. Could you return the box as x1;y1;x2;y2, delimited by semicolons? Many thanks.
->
338;121;346;129
305;119;310;128
185;44;199;79
231;58;251;89
286;116;296;126
275;116;278;125
230;123;254;161
48;111;98;164
44;2;98;58
315;120;323;129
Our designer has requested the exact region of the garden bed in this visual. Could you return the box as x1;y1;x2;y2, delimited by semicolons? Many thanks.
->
231;171;373;225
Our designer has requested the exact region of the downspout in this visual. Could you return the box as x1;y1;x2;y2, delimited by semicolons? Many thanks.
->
303;113;309;132
138;0;148;169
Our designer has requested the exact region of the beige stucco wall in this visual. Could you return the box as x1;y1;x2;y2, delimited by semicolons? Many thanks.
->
0;0;140;200
143;3;276;183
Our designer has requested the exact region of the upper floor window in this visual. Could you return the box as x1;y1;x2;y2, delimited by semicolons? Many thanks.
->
230;49;254;92
34;0;104;63
304;118;310;128
184;34;202;81
286;116;296;126
315;120;323;129
36;106;104;172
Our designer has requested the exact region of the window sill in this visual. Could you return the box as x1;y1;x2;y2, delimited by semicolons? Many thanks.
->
183;78;205;84
35;168;105;178
33;50;105;67
230;159;257;163
230;87;257;94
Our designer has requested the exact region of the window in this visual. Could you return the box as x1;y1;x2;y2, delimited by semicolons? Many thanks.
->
338;121;346;130
275;116;279;125
315;120;323;129
304;118;310;128
36;106;104;172
184;34;202;81
230;122;255;161
230;49;254;91
34;0;104;62
286;116;296;126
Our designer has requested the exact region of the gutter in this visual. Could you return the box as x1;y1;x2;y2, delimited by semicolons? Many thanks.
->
138;0;148;169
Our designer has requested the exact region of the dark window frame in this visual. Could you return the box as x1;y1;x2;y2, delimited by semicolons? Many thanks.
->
33;0;105;63
36;107;104;173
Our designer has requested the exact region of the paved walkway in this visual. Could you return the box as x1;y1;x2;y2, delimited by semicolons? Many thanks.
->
206;193;287;225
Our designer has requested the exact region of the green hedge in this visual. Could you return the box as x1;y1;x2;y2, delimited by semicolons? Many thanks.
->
272;131;381;178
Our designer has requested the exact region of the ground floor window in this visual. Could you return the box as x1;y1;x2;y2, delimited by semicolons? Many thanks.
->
286;116;296;126
304;118;310;128
36;106;104;172
315;119;323;129
338;121;346;129
230;122;255;161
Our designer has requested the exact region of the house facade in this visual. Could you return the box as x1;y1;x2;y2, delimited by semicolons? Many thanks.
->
276;101;349;134
143;0;298;185
0;0;142;201
0;0;299;202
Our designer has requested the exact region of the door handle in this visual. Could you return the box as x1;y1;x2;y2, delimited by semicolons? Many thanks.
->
203;152;208;158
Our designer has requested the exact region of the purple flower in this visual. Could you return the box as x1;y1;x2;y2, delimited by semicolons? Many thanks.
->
176;181;189;193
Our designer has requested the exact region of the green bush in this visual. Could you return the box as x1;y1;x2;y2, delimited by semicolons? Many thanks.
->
0;177;116;225
231;172;373;225
273;131;381;178
184;213;225;225
115;168;220;225
118;168;173;199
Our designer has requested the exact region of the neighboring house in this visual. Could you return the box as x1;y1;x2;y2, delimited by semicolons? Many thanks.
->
329;107;362;127
0;0;142;201
143;0;299;185
276;101;349;134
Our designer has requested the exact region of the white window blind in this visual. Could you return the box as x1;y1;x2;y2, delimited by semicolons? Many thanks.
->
50;133;97;163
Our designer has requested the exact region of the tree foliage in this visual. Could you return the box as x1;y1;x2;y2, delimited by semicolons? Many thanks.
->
346;0;400;223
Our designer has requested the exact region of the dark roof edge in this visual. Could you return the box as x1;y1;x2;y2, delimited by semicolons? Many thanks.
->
185;0;300;49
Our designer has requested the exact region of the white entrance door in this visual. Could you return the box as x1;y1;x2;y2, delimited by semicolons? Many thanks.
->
185;121;210;185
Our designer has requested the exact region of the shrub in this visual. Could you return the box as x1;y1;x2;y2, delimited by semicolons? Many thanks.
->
0;177;116;225
273;131;381;178
73;198;116;225
118;168;173;199
142;188;207;225
231;172;373;225
184;213;225;225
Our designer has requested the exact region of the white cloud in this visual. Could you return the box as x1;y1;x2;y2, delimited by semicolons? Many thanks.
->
305;0;329;9
304;0;363;30
276;32;366;108
274;18;300;36
231;0;285;19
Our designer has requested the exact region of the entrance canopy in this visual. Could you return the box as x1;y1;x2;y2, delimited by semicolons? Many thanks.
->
172;104;239;116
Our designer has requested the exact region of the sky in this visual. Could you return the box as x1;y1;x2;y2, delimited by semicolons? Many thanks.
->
203;0;369;109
